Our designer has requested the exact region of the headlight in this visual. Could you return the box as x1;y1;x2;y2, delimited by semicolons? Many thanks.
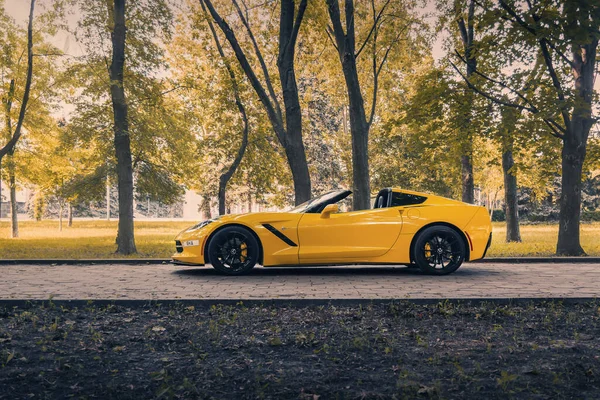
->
185;217;220;232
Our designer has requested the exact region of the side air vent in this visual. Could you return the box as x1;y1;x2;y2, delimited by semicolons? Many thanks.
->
175;240;183;253
262;224;297;247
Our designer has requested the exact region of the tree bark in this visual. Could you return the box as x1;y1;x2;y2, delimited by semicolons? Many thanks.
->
555;36;597;255
68;202;73;227
461;152;474;204
8;155;18;238
106;174;111;220
502;145;521;242
201;0;311;205
58;202;63;232
456;0;476;204
498;103;521;242
201;196;211;220
277;0;311;205
109;0;136;254
556;126;587;255
326;0;371;211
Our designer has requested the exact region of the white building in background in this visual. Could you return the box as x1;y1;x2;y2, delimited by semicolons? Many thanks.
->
0;177;284;220
0;179;32;219
182;190;204;220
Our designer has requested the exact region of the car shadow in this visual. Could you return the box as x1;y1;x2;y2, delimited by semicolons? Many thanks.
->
172;264;489;277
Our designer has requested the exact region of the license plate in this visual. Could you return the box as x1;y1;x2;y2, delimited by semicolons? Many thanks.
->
183;240;200;247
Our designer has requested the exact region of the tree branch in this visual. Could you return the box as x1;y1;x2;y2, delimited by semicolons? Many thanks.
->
0;0;35;161
539;39;570;126
450;60;536;113
326;0;346;52
288;0;308;55
201;0;285;142
325;26;339;51
355;0;391;59
454;50;538;111
231;0;282;122
450;60;566;139
498;0;537;35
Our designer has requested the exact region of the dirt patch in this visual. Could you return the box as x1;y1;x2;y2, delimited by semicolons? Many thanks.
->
0;300;599;399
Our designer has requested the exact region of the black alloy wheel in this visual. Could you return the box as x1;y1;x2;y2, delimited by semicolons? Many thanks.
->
207;226;259;275
412;225;466;275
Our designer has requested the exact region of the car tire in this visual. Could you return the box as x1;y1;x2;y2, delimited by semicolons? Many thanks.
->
206;226;259;275
412;225;466;275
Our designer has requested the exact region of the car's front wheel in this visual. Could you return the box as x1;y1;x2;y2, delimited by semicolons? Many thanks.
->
206;226;259;275
412;225;466;275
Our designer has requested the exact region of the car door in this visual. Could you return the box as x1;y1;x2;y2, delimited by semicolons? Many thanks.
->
297;207;403;262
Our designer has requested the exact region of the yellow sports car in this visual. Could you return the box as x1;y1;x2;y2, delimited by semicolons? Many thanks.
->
173;188;492;275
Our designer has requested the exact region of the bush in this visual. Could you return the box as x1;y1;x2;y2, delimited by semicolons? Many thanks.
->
527;211;560;223
491;209;506;222
582;210;600;222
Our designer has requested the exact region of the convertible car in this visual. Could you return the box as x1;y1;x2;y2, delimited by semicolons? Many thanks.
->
173;188;492;275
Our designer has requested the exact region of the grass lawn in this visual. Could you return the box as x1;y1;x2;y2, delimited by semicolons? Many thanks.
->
0;220;191;259
0;220;599;259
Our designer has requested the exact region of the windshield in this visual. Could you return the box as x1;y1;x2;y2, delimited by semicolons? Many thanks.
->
288;190;352;213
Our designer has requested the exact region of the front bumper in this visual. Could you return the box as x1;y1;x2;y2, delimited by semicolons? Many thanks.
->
171;237;206;265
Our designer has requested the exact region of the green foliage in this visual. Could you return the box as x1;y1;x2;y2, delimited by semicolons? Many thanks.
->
1;0;599;224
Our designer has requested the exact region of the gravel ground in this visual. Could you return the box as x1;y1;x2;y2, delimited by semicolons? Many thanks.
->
1;300;599;399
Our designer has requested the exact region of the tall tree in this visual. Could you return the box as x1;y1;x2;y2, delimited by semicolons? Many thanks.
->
70;0;180;251
201;0;312;205
325;0;412;210
456;0;599;255
200;1;250;216
108;0;136;254
0;0;34;161
454;0;477;204
498;104;521;242
0;0;35;238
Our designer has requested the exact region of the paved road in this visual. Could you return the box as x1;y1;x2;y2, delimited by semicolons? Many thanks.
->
1;262;599;300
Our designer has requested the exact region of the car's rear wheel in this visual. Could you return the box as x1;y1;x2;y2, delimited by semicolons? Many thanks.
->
412;226;466;275
206;226;259;275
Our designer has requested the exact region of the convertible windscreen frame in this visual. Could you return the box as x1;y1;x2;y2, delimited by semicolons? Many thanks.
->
287;190;352;214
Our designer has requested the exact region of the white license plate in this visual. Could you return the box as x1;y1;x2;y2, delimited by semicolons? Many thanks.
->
183;240;200;247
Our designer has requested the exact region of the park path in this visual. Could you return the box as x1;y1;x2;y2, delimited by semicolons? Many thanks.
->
1;262;599;300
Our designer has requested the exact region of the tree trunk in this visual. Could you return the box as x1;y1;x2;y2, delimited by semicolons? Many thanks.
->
344;67;371;211
202;0;312;206
8;155;18;238
555;35;597;255
68;202;73;227
277;6;311;206
109;0;136;254
456;0;476;204
106;175;111;221
326;0;371;211
201;196;211;220
502;144;521;242
282;134;312;205
461;152;474;204
203;4;250;216
556;130;587;255
58;202;63;232
0;0;35;162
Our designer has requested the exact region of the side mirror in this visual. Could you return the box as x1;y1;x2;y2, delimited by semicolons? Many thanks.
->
320;204;339;219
